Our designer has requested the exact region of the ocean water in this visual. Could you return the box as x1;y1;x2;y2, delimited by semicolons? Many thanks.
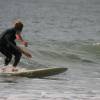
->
0;0;100;99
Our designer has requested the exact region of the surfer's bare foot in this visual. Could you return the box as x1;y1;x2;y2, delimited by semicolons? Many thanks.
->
12;67;18;72
1;67;6;72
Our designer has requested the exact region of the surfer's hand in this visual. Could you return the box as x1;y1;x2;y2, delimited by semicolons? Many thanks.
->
22;41;28;47
26;53;32;58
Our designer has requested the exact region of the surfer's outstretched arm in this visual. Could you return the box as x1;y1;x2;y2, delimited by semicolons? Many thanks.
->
16;34;28;47
17;46;32;58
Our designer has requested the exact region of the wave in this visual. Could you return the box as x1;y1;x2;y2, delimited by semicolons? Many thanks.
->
20;39;100;67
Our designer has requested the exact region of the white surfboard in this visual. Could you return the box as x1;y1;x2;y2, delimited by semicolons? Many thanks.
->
0;67;67;78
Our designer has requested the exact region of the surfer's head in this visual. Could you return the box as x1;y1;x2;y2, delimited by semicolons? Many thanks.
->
14;21;23;32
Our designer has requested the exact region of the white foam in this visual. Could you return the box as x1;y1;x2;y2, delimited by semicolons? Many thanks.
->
93;43;100;46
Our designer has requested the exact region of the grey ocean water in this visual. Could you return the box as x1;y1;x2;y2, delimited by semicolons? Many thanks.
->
0;0;100;99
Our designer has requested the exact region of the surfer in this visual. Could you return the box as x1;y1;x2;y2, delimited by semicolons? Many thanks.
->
0;21;31;71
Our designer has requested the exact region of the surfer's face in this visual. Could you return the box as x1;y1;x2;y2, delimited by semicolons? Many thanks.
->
16;27;23;33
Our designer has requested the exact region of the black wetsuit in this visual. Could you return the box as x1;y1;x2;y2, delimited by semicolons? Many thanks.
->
0;28;22;67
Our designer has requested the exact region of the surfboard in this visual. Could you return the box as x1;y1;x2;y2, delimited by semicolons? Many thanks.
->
0;67;67;78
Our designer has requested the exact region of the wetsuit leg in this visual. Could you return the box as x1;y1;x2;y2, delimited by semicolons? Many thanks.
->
0;47;12;66
12;47;22;67
0;43;22;67
5;56;12;66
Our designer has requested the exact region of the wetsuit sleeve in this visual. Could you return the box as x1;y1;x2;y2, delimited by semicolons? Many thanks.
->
4;34;18;50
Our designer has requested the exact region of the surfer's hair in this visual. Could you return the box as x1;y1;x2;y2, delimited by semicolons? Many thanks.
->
14;21;23;31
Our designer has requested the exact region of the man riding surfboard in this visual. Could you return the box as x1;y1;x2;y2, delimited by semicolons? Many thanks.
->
0;20;32;71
